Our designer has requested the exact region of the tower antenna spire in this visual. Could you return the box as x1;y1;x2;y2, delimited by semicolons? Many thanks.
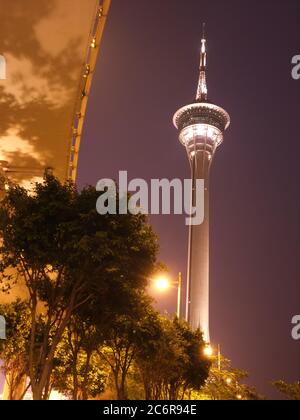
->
196;22;208;102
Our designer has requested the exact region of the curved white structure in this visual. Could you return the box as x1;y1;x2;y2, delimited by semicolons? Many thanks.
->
0;0;111;189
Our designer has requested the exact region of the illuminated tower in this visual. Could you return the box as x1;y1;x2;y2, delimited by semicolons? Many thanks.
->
173;27;230;342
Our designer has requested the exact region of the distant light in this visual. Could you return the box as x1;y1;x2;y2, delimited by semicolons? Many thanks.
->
226;378;232;385
49;391;65;400
237;394;242;400
203;344;214;358
153;276;170;292
91;38;97;48
83;65;90;78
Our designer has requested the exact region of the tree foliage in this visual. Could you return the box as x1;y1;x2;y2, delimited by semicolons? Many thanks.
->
99;298;160;400
51;316;107;400
272;380;300;400
135;317;210;400
194;355;265;400
0;300;31;400
0;176;158;399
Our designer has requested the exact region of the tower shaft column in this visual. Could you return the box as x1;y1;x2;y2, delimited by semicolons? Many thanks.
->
186;152;210;342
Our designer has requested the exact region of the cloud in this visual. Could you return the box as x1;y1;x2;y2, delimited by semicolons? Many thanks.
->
0;0;98;184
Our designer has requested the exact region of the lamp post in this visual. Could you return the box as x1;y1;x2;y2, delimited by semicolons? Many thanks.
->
177;272;182;319
203;343;222;368
217;344;221;371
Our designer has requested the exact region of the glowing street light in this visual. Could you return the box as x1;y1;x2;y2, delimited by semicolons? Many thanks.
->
154;276;171;291
153;276;171;292
152;273;182;318
203;344;214;358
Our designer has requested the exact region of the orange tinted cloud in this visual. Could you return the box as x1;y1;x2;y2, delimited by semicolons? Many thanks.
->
0;0;99;183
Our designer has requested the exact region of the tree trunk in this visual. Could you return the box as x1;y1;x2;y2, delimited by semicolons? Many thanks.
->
81;350;92;400
31;385;44;401
113;371;121;400
31;299;76;399
119;371;128;400
72;363;79;400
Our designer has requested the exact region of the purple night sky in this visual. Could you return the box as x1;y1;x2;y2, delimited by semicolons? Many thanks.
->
77;0;300;398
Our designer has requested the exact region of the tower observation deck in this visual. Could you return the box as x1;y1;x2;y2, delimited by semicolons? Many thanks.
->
173;26;230;343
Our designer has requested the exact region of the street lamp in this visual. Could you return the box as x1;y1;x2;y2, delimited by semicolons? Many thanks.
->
153;276;170;292
203;343;222;369
152;273;182;319
203;344;214;358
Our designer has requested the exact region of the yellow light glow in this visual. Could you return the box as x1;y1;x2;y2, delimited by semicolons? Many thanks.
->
237;394;242;400
226;378;232;385
153;276;170;292
203;344;214;358
49;390;64;400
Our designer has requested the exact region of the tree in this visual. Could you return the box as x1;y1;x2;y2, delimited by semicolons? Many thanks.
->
98;296;158;400
135;317;210;400
172;318;211;398
0;176;158;399
194;356;264;400
51;316;107;400
0;300;31;400
272;380;300;400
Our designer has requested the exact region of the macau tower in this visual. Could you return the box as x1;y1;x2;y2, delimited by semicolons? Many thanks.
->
173;27;230;342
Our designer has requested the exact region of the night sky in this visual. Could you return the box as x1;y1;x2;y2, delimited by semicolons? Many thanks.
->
77;0;300;398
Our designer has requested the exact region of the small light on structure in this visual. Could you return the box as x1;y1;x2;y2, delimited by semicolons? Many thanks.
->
83;65;90;78
98;7;103;18
226;378;232;385
91;37;97;48
237;394;242;400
